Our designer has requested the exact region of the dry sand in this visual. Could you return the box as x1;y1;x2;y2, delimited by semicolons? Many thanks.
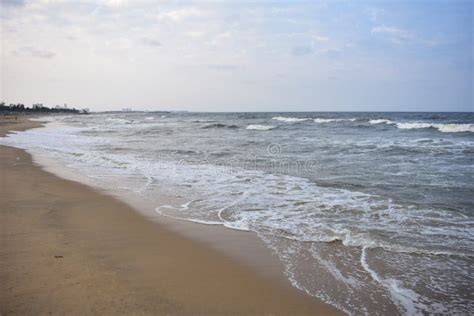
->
0;115;341;315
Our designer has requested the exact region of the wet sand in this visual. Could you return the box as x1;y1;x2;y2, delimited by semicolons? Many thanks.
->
0;115;341;315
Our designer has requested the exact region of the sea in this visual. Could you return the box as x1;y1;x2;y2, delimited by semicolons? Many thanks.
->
2;112;473;315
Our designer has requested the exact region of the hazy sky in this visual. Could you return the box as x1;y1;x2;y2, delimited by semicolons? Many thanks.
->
1;0;473;112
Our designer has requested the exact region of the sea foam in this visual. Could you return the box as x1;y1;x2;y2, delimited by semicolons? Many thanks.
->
314;118;356;123
2;112;472;315
272;116;313;122
369;119;474;133
369;119;395;125
396;122;474;133
246;124;276;130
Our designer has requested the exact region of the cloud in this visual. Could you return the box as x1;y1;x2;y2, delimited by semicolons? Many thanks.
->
141;38;162;48
0;1;470;112
0;0;25;7
312;35;329;43
209;32;232;46
366;7;384;22
207;64;238;71
292;46;313;56
371;25;413;43
102;0;129;7
185;31;205;38
371;26;402;35
158;7;210;22
316;48;341;59
15;46;55;58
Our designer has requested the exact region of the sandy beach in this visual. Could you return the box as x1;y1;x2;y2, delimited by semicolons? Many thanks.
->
0;115;340;315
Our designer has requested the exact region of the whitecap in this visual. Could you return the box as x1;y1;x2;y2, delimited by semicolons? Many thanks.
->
396;122;474;133
246;124;276;130
272;116;312;122
369;119;395;125
314;118;356;123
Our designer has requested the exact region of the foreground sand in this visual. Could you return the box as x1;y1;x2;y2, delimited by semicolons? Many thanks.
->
0;116;341;315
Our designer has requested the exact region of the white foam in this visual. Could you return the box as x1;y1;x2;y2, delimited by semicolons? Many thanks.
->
3;118;473;258
369;119;395;125
246;124;276;130
361;247;421;315
272;116;312;122
155;205;222;225
396;122;474;133
316;257;363;289
2;113;472;315
314;118;356;123
272;117;356;124
369;119;474;133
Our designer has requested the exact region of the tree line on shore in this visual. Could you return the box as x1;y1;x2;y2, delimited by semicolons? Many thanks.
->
0;101;86;114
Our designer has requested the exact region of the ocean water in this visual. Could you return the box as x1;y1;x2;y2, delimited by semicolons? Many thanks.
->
2;112;473;315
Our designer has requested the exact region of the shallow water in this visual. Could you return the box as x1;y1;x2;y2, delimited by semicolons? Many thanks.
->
2;112;473;314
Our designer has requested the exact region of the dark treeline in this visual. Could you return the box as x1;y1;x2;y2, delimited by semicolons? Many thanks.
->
0;101;86;114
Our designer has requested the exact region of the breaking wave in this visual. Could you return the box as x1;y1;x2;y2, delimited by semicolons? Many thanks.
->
246;124;276;130
370;119;396;125
369;119;474;133
396;122;474;133
313;118;356;123
272;116;313;122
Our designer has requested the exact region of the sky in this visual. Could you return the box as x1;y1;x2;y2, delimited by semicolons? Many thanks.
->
0;0;473;112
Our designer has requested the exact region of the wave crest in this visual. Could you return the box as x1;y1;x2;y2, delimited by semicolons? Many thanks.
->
246;124;276;130
272;116;312;122
369;119;474;133
369;119;395;125
314;118;356;123
396;122;474;133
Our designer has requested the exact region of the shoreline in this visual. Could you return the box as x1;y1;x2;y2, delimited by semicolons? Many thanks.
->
0;116;341;315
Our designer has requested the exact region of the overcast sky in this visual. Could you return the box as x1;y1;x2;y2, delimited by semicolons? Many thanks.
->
1;0;472;112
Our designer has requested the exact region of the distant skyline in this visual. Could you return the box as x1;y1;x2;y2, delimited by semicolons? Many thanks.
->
1;0;473;112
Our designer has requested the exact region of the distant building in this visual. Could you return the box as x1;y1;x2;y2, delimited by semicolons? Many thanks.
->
32;103;44;109
123;108;132;112
55;104;70;110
